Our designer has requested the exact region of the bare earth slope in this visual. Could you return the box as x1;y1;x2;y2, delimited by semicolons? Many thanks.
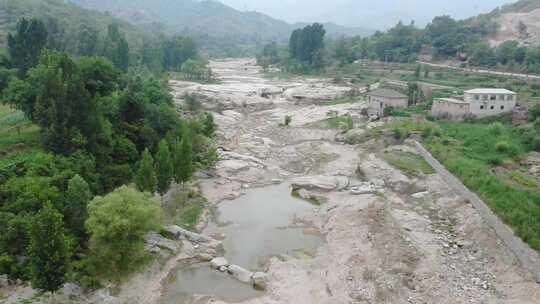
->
490;8;540;46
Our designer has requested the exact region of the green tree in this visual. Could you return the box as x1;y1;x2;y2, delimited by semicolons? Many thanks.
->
25;51;101;153
102;23;129;72
28;203;69;293
470;42;497;67
173;134;194;187
7;18;48;77
64;175;92;239
155;140;173;196
202;113;216;138
414;65;421;79
135;148;157;194
86;186;160;277
77;24;99;57
44;17;66;52
289;23;326;69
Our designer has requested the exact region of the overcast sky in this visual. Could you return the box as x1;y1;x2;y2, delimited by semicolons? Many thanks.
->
219;0;518;29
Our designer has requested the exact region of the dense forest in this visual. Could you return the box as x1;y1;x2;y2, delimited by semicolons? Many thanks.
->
0;15;217;292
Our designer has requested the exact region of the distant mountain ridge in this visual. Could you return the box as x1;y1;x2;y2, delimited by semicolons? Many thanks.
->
70;0;374;44
0;0;147;49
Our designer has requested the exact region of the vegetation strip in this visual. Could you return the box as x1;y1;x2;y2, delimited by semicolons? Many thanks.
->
414;141;540;282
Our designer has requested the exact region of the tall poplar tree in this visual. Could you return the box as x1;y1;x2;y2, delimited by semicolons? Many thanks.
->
135;149;157;194
7;18;48;77
28;203;68;293
155;140;173;196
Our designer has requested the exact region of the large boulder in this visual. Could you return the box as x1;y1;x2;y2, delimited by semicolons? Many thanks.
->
291;175;349;191
164;225;214;244
145;232;180;254
210;257;229;270
252;272;269;290
227;265;254;284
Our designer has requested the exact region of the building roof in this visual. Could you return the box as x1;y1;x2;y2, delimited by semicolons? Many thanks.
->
367;88;407;98
465;88;516;95
435;98;469;104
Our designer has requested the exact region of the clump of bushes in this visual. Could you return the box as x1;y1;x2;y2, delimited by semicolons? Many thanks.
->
488;122;504;136
392;127;410;141
495;141;510;153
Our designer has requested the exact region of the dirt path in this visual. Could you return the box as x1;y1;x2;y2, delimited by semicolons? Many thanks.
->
419;61;540;81
171;59;540;304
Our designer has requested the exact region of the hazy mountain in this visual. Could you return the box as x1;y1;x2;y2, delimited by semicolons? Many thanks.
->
70;0;374;45
221;0;518;29
0;0;147;48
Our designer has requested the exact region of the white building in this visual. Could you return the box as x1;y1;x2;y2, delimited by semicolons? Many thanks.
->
464;89;517;118
431;88;517;120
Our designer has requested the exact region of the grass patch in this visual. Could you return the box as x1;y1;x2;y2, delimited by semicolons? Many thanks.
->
424;120;540;251
176;196;206;232
320;98;358;106
321;115;354;130
381;151;435;177
0;104;41;170
507;171;539;189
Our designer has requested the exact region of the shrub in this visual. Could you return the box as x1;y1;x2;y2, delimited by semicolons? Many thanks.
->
530;104;540;121
495;141;510;153
86;186;161;278
392;128;409;141
422;126;433;139
339;116;354;132
284;115;292;127
488;122;504;136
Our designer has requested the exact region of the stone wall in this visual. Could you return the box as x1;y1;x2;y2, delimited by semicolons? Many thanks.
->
368;96;408;114
414;141;540;283
431;99;470;120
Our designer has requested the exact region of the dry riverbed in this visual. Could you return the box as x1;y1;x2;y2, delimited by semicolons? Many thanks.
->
2;58;538;304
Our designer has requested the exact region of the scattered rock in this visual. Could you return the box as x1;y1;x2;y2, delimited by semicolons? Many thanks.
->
197;253;214;262
227;264;254;284
412;191;430;199
291;175;349;191
271;178;283;184
62;283;83;298
297;189;312;200
350;180;384;195
252;272;269;290
218;265;228;272
210;257;229;270
0;274;8;288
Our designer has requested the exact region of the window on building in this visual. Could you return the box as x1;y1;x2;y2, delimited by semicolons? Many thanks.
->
380;102;383;109
490;105;495;110
498;95;504;100
507;95;514;101
501;105;505;110
474;95;479;101
482;95;488;101
480;105;485;109
490;95;496;101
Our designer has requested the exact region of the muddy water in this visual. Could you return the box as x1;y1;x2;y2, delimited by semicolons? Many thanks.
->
161;183;321;303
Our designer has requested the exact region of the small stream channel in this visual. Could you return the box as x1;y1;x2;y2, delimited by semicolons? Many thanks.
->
161;183;321;303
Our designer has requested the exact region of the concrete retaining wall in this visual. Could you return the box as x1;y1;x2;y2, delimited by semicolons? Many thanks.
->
414;141;540;283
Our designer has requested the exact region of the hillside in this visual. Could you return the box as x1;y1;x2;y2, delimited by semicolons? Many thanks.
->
473;0;540;46
71;0;373;47
0;0;148;50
